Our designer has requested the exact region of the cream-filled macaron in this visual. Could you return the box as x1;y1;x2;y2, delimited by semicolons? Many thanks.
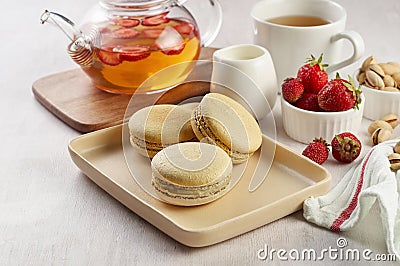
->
151;142;232;206
180;102;199;111
128;104;197;158
191;93;262;164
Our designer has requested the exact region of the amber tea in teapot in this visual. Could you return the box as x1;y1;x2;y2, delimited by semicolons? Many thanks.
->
41;0;222;94
85;15;200;93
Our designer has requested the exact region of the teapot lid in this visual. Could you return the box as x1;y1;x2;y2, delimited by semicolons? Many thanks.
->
100;0;187;10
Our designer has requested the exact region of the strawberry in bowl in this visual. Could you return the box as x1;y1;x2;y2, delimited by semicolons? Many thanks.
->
297;54;328;94
281;55;364;144
318;74;362;112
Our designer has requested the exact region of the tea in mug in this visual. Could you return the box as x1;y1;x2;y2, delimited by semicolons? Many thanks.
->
267;15;330;27
82;16;200;94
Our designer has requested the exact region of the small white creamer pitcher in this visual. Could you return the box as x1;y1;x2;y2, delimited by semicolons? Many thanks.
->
210;44;277;120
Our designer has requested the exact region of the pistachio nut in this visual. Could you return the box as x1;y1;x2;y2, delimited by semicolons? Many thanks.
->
361;56;377;72
357;71;366;84
367;64;385;78
383;75;396;87
368;120;393;135
366;70;385;89
388;62;400;71
392;73;400;88
364;78;377;89
388;153;400;171
380;63;400;76
380;114;399;128
383;86;399;92
371;128;392;145
394;141;400;154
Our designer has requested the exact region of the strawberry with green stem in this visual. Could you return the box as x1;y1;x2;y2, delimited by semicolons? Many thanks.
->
317;73;362;112
302;138;330;165
297;54;329;94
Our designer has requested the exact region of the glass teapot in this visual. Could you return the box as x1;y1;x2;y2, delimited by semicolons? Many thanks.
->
40;0;222;94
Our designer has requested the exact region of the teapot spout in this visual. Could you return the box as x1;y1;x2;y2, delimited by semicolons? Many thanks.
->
40;10;95;67
40;10;82;43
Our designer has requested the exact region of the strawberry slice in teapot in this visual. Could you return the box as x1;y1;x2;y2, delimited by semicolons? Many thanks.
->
39;0;222;93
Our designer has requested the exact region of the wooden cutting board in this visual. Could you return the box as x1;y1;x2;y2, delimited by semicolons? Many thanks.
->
32;47;216;133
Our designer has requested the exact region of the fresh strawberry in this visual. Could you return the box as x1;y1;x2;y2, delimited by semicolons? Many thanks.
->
331;132;362;163
98;46;121;66
112;28;139;39
142;28;164;39
281;78;304;103
302;138;330;165
297;54;328;94
142;12;170;26
295;93;322;111
173;22;195;35
119;45;151;62
317;74;362;112
160;43;185;55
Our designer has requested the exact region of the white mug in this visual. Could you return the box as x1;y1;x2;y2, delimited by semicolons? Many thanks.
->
251;0;365;85
210;44;277;120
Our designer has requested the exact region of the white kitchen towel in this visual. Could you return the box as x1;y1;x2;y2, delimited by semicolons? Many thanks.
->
303;139;400;259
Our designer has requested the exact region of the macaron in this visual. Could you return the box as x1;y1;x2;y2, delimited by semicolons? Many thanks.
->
151;142;232;206
128;104;197;158
180;102;199;111
191;93;262;164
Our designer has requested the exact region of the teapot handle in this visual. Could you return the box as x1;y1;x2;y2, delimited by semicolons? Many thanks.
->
182;0;223;47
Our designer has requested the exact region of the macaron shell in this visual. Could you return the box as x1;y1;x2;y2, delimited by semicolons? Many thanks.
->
152;177;231;206
151;142;233;206
151;142;232;186
180;102;199;111
128;104;197;157
191;93;262;160
190;124;251;164
129;135;161;158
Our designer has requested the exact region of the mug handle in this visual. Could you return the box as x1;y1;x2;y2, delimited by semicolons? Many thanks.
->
326;31;365;73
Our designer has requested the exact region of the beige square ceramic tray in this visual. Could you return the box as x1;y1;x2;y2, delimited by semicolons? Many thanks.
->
68;124;331;247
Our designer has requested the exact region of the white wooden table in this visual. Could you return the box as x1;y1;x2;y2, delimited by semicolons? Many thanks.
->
1;0;399;264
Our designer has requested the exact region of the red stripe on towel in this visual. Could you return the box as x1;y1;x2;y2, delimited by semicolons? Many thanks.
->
330;150;374;232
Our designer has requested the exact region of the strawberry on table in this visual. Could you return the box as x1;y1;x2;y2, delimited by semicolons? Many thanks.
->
297;54;328;94
317;74;362;112
142;12;170;26
302;138;330;165
295;93;322;112
331;132;362;163
281;77;304;103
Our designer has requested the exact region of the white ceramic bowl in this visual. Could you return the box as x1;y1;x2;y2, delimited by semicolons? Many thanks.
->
358;83;400;121
281;94;365;144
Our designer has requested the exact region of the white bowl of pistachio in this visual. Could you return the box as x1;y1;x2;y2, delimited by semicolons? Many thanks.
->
355;56;400;121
